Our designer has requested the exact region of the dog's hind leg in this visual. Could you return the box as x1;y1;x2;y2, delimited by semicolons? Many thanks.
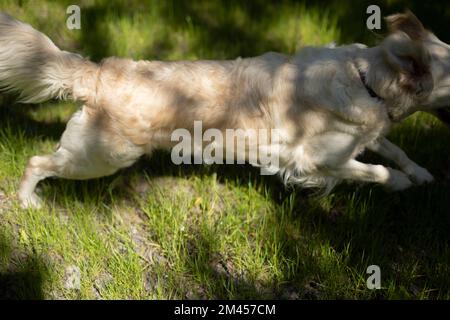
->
18;108;144;209
19;154;58;208
18;147;119;209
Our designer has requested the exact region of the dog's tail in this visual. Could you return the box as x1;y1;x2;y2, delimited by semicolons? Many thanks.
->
0;12;97;103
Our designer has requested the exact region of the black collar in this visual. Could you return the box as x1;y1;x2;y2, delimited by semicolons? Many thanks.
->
358;69;383;101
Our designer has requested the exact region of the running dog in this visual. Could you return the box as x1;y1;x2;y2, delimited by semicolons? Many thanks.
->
0;11;449;208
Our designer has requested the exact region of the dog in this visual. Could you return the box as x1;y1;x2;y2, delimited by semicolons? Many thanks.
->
0;11;449;209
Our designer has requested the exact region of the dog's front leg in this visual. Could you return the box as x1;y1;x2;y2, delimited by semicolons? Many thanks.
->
367;137;434;184
326;159;413;190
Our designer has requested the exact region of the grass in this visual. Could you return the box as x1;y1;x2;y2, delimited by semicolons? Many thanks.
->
0;0;450;299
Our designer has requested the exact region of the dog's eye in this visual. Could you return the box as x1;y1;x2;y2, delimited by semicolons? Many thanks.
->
402;57;416;74
409;58;428;76
412;59;422;74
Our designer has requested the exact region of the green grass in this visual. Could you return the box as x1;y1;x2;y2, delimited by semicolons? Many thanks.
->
1;0;450;299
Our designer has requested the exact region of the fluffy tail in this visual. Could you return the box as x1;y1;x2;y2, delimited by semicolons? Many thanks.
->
0;12;97;103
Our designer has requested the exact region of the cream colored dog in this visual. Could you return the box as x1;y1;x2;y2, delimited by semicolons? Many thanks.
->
0;11;449;209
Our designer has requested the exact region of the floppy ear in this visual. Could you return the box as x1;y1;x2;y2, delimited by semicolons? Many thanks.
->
382;12;433;98
385;10;427;40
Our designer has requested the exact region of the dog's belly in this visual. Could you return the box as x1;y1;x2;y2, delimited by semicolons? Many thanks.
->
303;131;362;168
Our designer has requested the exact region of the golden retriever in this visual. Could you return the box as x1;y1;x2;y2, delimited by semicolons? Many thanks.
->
0;11;448;208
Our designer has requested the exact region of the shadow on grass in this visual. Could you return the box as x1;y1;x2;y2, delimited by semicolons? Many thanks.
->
0;102;67;141
57;1;450;60
37;138;450;298
0;232;48;300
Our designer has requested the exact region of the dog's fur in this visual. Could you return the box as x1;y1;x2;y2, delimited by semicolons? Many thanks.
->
0;11;449;208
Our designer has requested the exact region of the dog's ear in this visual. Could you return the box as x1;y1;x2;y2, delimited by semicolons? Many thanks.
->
382;31;433;99
385;10;427;40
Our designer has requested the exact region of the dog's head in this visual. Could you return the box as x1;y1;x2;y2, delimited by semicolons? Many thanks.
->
372;11;433;121
379;11;450;123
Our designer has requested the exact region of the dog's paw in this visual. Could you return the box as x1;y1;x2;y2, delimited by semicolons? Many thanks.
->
385;168;413;191
19;192;43;209
403;164;434;185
